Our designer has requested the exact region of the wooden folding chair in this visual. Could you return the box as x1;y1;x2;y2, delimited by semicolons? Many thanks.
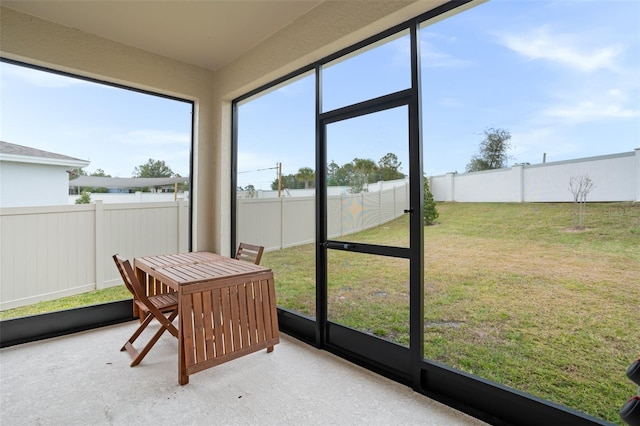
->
113;254;179;367
235;242;264;265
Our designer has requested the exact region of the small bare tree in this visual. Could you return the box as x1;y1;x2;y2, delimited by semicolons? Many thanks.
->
568;175;595;229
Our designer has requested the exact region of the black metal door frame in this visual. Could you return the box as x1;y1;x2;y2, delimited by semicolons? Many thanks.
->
315;23;424;387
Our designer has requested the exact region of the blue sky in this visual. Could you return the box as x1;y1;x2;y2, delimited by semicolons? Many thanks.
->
2;0;639;189
238;0;640;188
420;0;640;175
0;65;192;178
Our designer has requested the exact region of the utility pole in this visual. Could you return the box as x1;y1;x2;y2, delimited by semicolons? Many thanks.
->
277;162;282;197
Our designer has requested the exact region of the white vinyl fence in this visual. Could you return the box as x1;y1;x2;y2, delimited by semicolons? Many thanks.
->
236;183;409;252
2;184;410;310
0;200;189;310
430;150;640;203
4;149;636;311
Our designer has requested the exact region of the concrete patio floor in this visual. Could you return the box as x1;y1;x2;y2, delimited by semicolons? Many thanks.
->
0;321;486;425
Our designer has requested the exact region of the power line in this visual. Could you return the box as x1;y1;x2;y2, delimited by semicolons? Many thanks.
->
237;163;283;197
237;165;279;174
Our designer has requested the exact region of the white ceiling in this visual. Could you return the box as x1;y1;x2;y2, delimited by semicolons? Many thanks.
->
1;0;325;71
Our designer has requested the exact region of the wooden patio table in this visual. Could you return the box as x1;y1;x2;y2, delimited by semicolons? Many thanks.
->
134;252;279;385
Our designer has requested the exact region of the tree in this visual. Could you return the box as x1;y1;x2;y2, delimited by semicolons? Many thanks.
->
295;167;315;189
133;158;174;178
331;162;355;187
466;128;513;172
350;158;378;193
377;153;405;181
244;184;256;198
133;158;174;191
327;160;341;186
423;176;439;225
75;190;92;204
326;154;406;189
271;173;299;190
69;168;87;177
569;175;595;230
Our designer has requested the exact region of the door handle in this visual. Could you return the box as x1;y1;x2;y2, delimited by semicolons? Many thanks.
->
322;242;356;250
404;208;414;214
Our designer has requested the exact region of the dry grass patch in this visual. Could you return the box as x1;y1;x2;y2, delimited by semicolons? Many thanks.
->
423;202;638;423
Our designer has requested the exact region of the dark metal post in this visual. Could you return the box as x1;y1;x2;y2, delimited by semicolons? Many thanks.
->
315;65;327;348
409;21;425;392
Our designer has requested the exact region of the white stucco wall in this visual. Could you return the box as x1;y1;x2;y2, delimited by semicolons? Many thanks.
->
0;161;71;207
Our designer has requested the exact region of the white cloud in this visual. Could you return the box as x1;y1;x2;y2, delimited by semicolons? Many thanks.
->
422;31;458;44
542;89;640;124
544;102;639;121
421;48;471;68
495;25;623;72
420;32;471;68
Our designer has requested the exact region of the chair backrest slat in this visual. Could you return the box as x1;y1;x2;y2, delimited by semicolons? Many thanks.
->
113;254;152;305
235;243;264;265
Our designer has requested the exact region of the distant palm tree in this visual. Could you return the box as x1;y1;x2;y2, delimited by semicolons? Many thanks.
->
351;158;378;192
296;167;315;189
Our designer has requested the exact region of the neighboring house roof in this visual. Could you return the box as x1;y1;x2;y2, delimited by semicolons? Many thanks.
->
0;141;90;168
69;175;189;188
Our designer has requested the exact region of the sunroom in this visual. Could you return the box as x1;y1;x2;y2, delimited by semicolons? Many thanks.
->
1;1;638;425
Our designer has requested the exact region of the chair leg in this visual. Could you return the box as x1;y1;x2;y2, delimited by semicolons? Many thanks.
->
267;345;274;353
120;313;154;357
120;310;178;366
128;310;179;367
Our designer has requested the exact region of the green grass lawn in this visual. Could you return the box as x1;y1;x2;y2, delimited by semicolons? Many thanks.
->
420;202;639;423
264;201;639;423
2;201;637;423
0;286;131;320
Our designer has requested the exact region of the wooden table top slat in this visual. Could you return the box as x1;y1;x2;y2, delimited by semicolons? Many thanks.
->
135;252;226;271
136;253;270;289
190;261;266;278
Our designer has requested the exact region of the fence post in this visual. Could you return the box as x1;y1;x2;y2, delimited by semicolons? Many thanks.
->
445;172;455;201
94;200;104;290
379;187;382;226
280;196;285;250
394;184;399;218
635;148;640;202
178;200;188;252
406;180;410;215
512;165;524;202
341;193;345;237
359;192;364;233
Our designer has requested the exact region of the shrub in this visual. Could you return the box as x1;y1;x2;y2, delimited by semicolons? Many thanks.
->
75;190;92;204
423;177;438;225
